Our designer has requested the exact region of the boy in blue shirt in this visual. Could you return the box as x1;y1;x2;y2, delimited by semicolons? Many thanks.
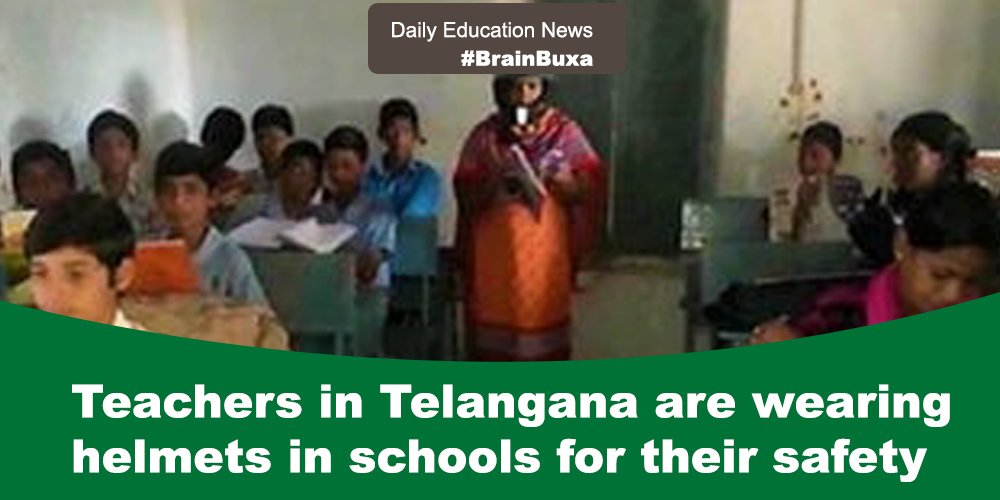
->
364;98;440;219
318;126;396;357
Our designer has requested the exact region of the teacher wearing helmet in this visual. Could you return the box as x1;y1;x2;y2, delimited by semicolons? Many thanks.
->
454;74;606;361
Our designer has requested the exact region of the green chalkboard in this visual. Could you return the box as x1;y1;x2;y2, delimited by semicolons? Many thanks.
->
544;0;727;256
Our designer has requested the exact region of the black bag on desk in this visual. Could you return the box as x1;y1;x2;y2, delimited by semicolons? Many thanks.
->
704;276;869;332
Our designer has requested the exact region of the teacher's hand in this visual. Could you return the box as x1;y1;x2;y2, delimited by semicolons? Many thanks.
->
549;169;582;203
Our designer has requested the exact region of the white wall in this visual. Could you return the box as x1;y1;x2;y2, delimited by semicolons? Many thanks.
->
716;0;1000;197
0;0;193;206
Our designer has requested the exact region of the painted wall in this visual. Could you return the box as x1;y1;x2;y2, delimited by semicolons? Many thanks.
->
715;0;1000;197
0;0;192;206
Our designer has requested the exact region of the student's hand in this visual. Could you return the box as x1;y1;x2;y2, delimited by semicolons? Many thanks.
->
796;177;821;207
748;317;804;345
356;250;382;286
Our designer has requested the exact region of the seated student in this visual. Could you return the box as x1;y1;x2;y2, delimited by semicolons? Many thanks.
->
226;140;324;228
24;192;145;330
200;106;251;219
248;104;295;194
751;182;999;344
153;141;268;305
849;111;973;267
317;126;396;356
4;141;78;271
771;121;864;242
10;141;77;211
365;98;441;218
86;110;155;236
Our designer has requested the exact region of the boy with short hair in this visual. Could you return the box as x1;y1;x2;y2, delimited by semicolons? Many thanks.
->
154;141;267;305
25;192;144;329
318;126;396;357
86;109;155;236
11;140;77;211
771;121;864;243
365;98;441;218
272;140;324;220
225;139;324;229
200;106;252;224
249;104;295;193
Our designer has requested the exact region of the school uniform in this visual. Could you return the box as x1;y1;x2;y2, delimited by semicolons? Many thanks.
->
194;226;269;306
364;156;441;218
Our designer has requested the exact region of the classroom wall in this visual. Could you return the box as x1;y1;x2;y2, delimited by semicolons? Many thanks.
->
714;0;1000;198
0;0;193;206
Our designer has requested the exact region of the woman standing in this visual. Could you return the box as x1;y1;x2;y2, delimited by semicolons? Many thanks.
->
454;74;605;361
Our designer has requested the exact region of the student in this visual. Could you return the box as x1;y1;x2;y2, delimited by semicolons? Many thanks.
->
153;141;267;305
771;121;864;242
24;192;145;329
201;106;247;171
752;182;999;344
365;98;441;218
849;111;973;267
200;106;251;222
227;139;324;228
249;104;295;194
10;141;77;211
273;140;324;220
86;110;155;236
317;126;396;357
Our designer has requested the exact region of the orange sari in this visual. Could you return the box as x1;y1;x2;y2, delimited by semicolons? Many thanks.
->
454;109;604;361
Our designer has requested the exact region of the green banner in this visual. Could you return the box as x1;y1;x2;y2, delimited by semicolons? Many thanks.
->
0;295;994;498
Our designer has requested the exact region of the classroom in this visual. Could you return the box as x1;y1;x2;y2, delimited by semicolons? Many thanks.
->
1;0;998;361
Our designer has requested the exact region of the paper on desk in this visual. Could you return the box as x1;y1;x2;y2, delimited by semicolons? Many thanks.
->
229;217;295;249
278;218;357;254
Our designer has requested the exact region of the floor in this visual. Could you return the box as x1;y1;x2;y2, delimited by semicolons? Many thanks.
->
572;256;685;360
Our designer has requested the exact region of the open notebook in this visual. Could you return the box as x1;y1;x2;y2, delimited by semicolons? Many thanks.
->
230;217;358;254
